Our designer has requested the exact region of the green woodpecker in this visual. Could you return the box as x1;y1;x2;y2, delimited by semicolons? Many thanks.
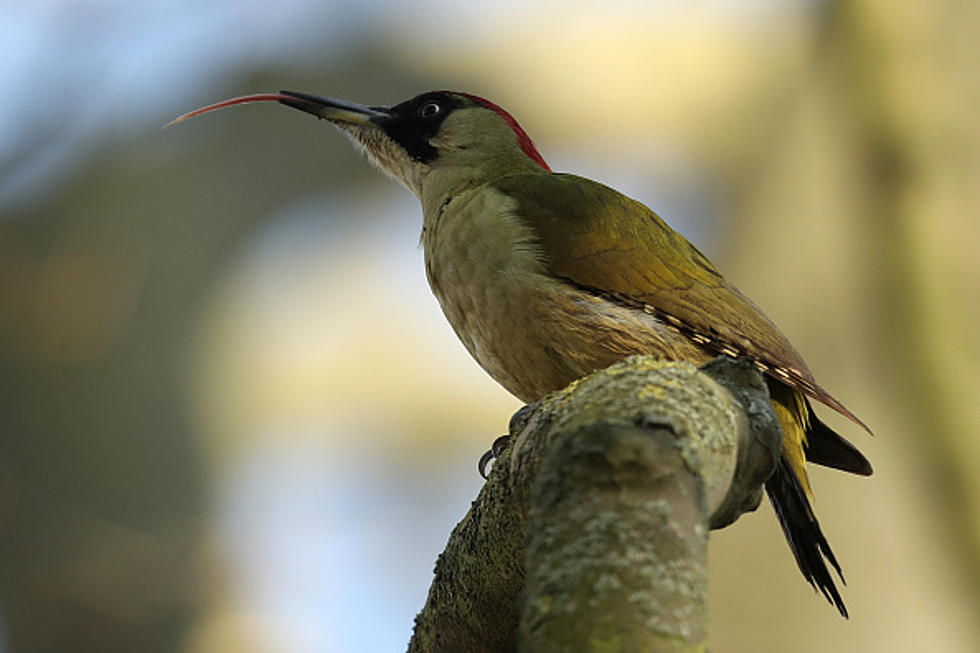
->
170;89;873;616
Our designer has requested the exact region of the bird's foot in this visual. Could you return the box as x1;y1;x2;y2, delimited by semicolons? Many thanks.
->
478;404;536;478
478;435;511;479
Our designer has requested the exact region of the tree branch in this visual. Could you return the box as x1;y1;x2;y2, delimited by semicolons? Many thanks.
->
408;355;780;653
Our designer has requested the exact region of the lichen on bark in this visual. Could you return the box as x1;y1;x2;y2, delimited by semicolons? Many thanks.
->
408;356;779;653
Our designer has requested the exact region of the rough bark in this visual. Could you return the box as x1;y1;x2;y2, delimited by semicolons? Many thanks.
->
408;355;780;653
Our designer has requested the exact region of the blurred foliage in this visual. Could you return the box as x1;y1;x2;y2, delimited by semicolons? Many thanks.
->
0;1;977;652
0;52;441;651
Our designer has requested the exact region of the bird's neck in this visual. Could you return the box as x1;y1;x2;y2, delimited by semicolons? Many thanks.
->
419;160;548;224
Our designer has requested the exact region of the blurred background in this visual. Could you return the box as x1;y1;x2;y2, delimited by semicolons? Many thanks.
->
1;0;977;651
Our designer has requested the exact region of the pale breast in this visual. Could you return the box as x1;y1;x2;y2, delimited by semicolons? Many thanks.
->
422;185;710;403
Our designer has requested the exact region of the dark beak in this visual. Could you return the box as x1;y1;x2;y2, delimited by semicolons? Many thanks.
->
165;90;390;128
276;90;389;126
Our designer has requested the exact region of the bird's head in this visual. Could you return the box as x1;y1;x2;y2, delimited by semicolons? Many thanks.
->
168;90;551;200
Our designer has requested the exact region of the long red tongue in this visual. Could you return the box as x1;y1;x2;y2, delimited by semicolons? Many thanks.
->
164;93;295;128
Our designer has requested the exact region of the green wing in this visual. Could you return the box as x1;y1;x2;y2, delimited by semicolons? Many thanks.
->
490;172;868;431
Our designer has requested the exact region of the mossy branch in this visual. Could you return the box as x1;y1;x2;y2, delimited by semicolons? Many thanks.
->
408;355;781;653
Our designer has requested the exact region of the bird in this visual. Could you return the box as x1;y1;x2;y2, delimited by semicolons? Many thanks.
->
168;89;873;616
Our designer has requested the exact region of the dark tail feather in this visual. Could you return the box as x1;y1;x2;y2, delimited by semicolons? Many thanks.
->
804;402;873;476
766;456;849;617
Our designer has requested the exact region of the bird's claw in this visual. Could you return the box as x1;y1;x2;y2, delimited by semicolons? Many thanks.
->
478;435;512;479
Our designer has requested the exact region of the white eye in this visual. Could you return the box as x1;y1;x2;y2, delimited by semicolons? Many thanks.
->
420;102;441;118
